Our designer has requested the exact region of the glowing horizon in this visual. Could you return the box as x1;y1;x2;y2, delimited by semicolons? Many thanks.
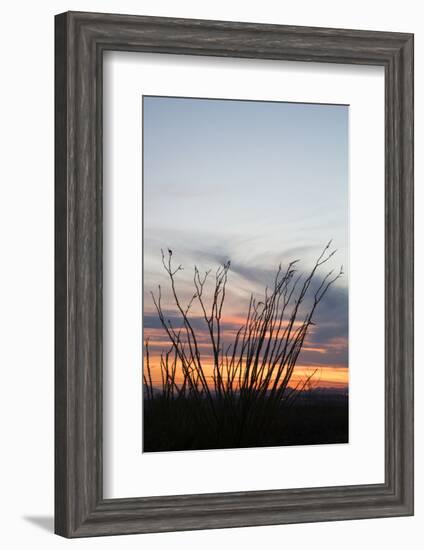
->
143;321;349;391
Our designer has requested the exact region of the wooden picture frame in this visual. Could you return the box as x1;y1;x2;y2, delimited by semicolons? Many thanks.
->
55;11;414;538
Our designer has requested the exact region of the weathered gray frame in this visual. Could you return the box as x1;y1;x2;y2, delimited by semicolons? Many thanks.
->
55;11;414;538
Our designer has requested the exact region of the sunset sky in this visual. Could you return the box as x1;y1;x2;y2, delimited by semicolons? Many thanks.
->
143;96;349;390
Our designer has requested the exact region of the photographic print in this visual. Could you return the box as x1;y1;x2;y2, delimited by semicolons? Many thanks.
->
142;96;349;453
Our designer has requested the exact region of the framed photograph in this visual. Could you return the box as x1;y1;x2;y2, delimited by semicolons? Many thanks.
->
55;11;414;537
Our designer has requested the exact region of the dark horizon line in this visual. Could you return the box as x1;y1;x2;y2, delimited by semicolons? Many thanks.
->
143;384;349;394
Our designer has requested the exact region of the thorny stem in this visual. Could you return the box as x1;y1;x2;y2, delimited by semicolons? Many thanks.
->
144;243;343;442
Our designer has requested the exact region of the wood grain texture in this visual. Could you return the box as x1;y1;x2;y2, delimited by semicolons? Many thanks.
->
54;11;414;538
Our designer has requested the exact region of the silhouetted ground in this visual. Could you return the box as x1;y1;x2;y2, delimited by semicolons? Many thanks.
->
143;389;348;452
